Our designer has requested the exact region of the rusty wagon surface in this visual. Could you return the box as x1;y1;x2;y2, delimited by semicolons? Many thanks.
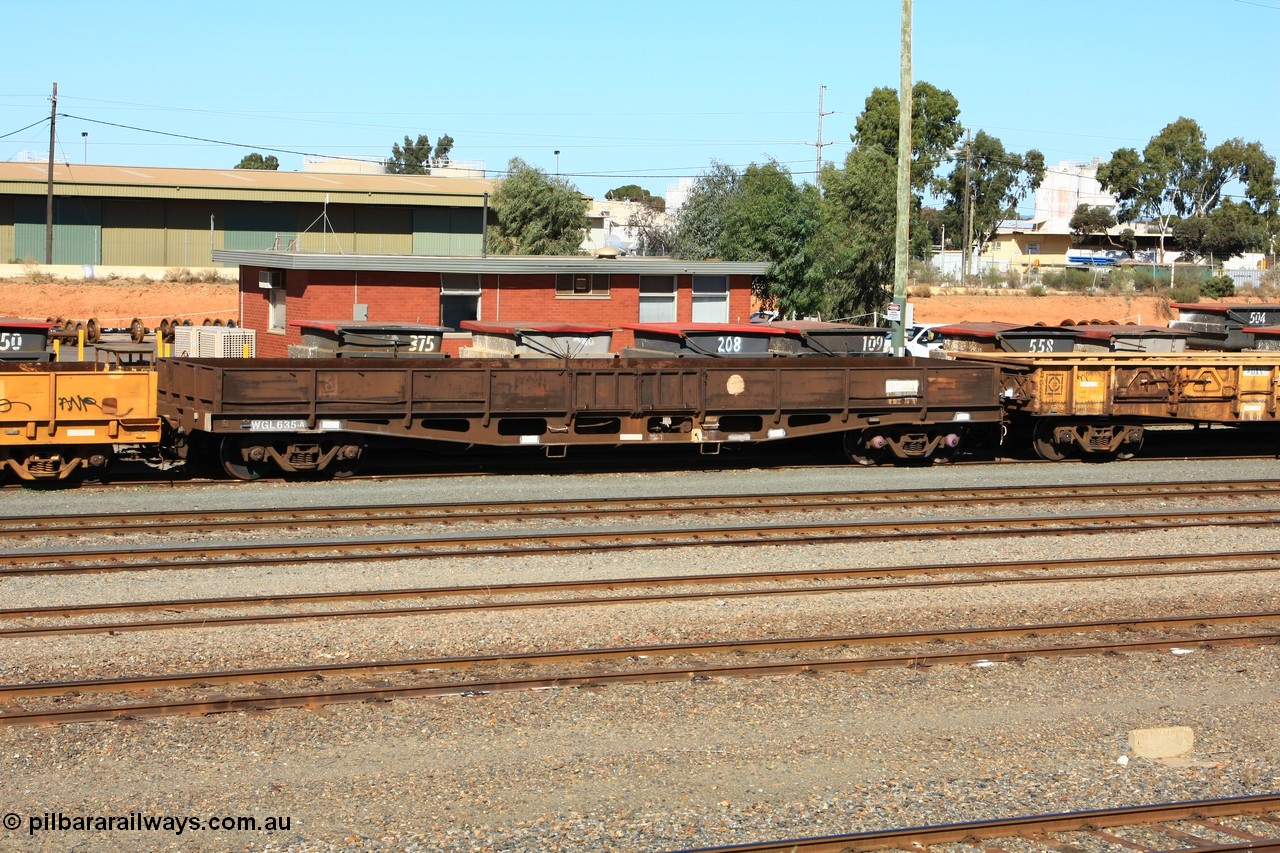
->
952;351;1280;460
156;356;1004;477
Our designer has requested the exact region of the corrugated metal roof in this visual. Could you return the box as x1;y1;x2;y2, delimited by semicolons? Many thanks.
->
212;249;771;276
0;163;493;206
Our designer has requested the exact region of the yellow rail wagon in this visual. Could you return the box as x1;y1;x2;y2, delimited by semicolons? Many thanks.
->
951;351;1280;461
0;363;162;480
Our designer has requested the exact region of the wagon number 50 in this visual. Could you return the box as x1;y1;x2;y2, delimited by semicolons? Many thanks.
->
0;332;25;351
408;335;438;352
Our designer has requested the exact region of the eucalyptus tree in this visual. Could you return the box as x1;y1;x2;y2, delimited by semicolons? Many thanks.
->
1096;117;1276;261
485;158;588;255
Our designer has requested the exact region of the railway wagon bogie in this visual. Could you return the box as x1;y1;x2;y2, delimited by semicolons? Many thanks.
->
217;433;367;481
156;356;1005;478
0;364;162;481
1029;418;1145;461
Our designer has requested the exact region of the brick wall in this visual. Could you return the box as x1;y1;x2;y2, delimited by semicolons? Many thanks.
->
238;265;759;357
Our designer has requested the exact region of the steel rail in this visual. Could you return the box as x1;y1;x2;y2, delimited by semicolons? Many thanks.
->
2;621;1278;727
6;553;1280;639
7;506;1280;575
669;794;1280;852
4;610;1278;698
1;478;1274;538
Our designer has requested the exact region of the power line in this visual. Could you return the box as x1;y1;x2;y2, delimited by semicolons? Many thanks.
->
0;116;50;140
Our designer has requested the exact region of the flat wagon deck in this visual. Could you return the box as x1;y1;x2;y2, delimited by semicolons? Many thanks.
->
157;356;1004;478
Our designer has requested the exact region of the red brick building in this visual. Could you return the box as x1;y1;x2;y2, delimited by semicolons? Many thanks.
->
211;250;771;356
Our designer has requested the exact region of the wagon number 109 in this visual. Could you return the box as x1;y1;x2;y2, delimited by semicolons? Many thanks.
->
716;336;743;353
407;335;438;352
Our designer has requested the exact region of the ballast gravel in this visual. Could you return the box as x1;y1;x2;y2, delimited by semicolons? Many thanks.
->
2;457;1280;852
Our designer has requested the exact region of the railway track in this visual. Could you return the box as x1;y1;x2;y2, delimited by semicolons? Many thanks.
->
8;505;1280;576
5;549;1280;638
3;478;1278;539
4;609;1278;726
672;794;1280;852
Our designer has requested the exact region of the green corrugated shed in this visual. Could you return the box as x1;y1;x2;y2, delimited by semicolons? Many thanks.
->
0;198;13;262
14;197;101;264
414;207;483;255
0;163;492;267
102;199;165;265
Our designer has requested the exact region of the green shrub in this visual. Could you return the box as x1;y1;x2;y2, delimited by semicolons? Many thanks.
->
1171;281;1201;303
1026;284;1046;297
1041;268;1095;292
1131;268;1165;292
1201;274;1235;299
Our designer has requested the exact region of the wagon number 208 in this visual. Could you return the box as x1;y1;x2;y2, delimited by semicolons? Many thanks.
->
408;335;438;352
0;332;24;351
716;336;743;353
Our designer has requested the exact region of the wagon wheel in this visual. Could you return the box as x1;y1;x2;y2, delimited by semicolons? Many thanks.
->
226;319;238;329
202;318;213;326
219;436;266;481
1031;420;1067;461
842;430;888;467
129;318;146;343
1114;428;1144;461
324;441;367;480
86;317;100;344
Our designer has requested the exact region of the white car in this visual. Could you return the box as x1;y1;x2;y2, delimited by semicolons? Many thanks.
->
881;324;946;357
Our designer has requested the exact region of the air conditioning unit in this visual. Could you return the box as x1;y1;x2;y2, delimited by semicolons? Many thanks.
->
172;326;200;358
197;327;256;358
258;270;282;290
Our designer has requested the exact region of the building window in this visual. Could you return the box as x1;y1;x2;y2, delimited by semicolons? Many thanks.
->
440;273;481;331
639;275;676;322
556;273;611;297
258;270;286;332
1026;242;1041;255
267;287;286;332
691;275;729;322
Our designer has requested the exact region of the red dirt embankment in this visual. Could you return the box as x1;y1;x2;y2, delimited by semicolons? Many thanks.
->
909;292;1175;328
0;279;1224;330
0;280;240;326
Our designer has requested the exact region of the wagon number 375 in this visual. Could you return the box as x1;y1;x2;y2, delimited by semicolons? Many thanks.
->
408;335;438;352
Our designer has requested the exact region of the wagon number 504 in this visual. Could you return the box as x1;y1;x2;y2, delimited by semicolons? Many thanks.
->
408;335;438;352
716;336;743;353
0;332;25;351
1250;312;1270;325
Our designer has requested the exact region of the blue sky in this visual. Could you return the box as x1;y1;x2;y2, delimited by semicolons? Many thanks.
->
3;0;1276;213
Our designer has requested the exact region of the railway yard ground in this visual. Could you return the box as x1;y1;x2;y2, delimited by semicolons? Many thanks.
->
2;457;1280;851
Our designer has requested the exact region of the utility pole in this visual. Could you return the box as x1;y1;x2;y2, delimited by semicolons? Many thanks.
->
960;129;972;285
45;82;57;264
812;84;834;187
890;0;912;355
